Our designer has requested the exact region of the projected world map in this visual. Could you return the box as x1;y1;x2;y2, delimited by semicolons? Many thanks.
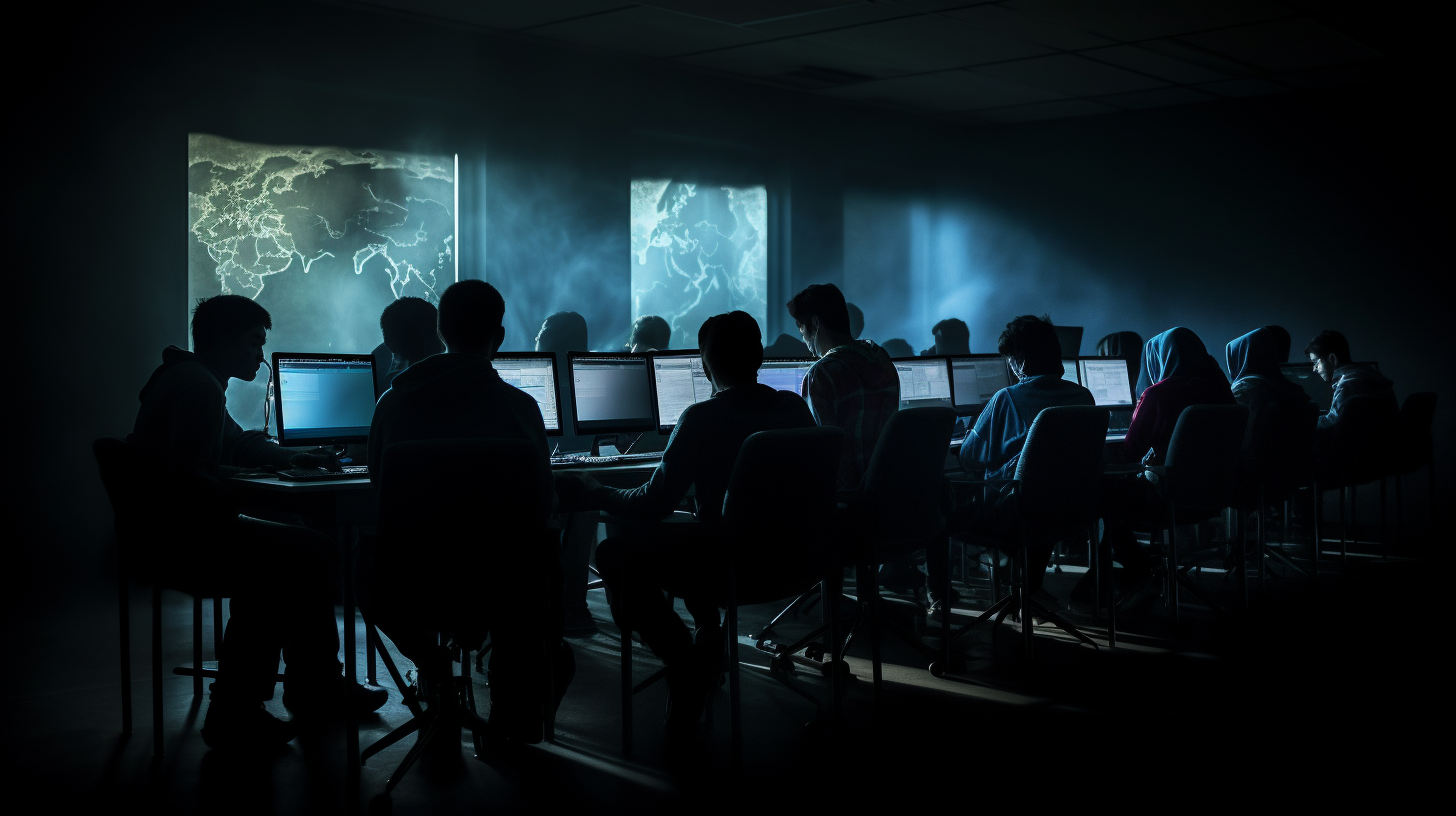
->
631;180;767;349
187;133;455;431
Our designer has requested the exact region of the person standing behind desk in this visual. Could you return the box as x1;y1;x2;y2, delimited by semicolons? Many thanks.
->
130;294;386;752
367;280;573;742
556;311;815;741
371;296;445;397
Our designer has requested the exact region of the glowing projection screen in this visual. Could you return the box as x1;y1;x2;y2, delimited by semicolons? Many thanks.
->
630;180;767;350
187;134;456;433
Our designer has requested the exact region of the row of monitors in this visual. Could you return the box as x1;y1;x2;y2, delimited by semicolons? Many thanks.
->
267;351;1136;447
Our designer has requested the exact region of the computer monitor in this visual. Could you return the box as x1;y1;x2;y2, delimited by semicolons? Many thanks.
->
892;356;953;411
1280;363;1333;412
950;354;1010;414
649;350;712;433
568;352;655;435
1077;358;1134;407
759;357;814;396
271;352;377;446
1061;359;1080;384
1053;325;1083;357
491;353;564;436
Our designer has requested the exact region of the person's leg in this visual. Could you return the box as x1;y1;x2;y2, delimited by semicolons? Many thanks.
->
559;511;598;636
595;537;693;666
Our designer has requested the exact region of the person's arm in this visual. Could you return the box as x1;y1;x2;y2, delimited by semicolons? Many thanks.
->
1122;387;1156;462
166;381;228;476
958;395;999;476
222;412;294;469
1318;380;1342;429
803;364;838;428
588;414;698;520
367;392;390;485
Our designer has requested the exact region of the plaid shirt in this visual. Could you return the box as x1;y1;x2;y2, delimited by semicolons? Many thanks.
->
801;341;901;490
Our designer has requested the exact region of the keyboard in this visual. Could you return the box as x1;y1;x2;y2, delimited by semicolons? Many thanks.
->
278;465;368;481
551;452;663;468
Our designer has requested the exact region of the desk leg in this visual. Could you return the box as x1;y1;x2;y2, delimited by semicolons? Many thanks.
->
342;524;360;779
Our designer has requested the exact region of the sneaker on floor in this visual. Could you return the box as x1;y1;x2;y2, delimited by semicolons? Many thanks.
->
283;676;389;717
201;701;298;752
563;604;599;639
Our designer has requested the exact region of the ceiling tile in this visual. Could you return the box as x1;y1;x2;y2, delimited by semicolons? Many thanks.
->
971;98;1117;123
942;3;1117;50
1179;18;1384;73
818;69;1066;111
531;6;765;58
1097;86;1218;110
358;0;633;31
1134;37;1262;77
1080;44;1232;84
1194;78;1287;97
1001;0;1286;41
639;1;861;26
742;3;915;38
974;53;1168;96
800;14;1052;72
674;37;903;79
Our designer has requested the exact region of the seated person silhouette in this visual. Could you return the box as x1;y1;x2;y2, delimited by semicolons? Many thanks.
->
371;296;445;397
763;332;812;358
367;280;573;742
626;314;671;353
953;315;1094;606
556;311;814;740
846;302;865;340
1228;326;1316;463
880;338;914;359
1304;329;1397;482
921;317;971;357
130;294;386;751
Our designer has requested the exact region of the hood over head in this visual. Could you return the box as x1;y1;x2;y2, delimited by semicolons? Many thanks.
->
1226;327;1287;383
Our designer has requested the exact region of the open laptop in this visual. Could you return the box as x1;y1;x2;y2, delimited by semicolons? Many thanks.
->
567;352;656;437
759;357;814;397
491;352;564;436
891;356;954;411
1078;357;1135;437
948;354;1010;440
648;349;711;434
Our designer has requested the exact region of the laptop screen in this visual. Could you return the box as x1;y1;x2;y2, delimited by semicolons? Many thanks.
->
1078;358;1134;407
569;353;655;435
892;356;953;411
759;357;814;396
650;351;712;432
1280;363;1333;412
272;353;377;446
950;355;1010;413
492;353;563;435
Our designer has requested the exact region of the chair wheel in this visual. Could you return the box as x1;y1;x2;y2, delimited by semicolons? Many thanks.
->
368;794;393;816
929;662;947;678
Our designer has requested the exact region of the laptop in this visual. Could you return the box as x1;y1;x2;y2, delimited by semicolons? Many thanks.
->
648;349;711;434
891;356;954;411
491;352;564;436
1077;357;1135;436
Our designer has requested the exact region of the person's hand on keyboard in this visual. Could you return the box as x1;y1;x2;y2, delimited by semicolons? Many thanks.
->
288;450;343;472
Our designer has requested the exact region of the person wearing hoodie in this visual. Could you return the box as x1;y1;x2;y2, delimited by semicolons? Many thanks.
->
1304;330;1398;480
130;294;387;752
1227;327;1316;465
366;280;572;743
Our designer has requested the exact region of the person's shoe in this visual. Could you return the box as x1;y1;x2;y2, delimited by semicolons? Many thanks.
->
283;675;389;717
201;700;298;752
663;660;711;742
563;604;599;639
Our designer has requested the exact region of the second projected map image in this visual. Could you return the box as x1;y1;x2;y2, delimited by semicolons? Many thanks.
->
630;180;767;349
187;133;455;432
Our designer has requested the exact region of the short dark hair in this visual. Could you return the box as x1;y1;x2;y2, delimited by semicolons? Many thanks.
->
191;295;271;353
932;318;970;346
631;315;671;350
537;311;589;354
1304;330;1351;364
438;280;505;353
786;284;850;334
997;314;1061;376
845;303;865;340
380;297;441;362
699;311;763;385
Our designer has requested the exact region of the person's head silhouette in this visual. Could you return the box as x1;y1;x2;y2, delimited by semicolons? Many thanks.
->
930;318;971;356
787;283;853;359
439;280;506;358
191;294;272;383
997;315;1061;380
698;311;763;390
380;297;444;365
535;311;588;355
880;338;914;358
627;315;670;352
1304;330;1351;383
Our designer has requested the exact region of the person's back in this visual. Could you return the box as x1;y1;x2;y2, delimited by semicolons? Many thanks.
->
789;284;900;490
1228;327;1315;474
535;310;592;452
1124;327;1235;463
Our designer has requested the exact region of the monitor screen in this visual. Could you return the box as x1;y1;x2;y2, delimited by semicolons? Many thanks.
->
759;357;814;396
1280;363;1333;412
569;353;655;435
1078;358;1134;406
950;355;1010;413
272;353;377;446
892;357;953;410
492;353;563;435
650;351;713;432
1061;359;1080;384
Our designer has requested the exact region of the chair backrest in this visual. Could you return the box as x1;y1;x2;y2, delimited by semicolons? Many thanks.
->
1011;406;1109;535
861;407;958;544
1163;405;1250;510
1397;392;1437;473
93;437;142;540
1325;394;1397;482
1245;398;1319;490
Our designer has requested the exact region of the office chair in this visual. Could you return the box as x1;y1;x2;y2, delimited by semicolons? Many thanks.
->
94;437;287;758
363;438;561;814
1317;396;1398;564
1240;400;1321;598
1132;405;1250;627
1392;393;1437;554
934;406;1109;672
618;427;843;772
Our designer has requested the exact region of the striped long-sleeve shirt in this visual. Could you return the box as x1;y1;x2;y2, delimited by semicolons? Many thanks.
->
801;341;901;490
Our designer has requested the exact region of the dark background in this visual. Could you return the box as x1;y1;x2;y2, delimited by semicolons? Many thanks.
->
14;3;1444;587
